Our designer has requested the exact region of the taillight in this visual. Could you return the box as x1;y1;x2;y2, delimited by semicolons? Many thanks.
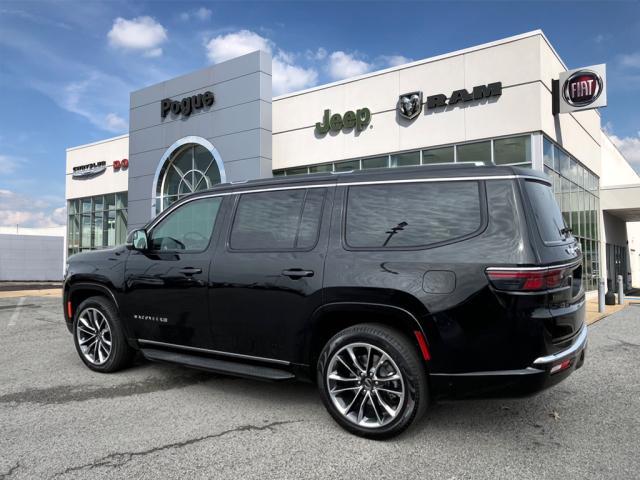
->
550;358;572;374
413;330;431;361
486;266;572;292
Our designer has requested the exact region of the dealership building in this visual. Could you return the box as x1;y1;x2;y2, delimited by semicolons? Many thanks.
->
66;30;640;292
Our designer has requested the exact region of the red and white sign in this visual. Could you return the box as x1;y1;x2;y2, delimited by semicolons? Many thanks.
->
113;158;129;171
558;64;607;114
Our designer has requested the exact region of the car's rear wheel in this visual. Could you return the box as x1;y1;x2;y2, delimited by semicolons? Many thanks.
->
73;296;134;373
317;323;428;439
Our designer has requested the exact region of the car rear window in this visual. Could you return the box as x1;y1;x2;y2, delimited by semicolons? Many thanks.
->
345;181;483;249
229;188;325;251
524;179;568;243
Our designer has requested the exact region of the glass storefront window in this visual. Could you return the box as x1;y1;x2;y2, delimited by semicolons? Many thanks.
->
116;210;127;243
390;151;420;167
558;149;570;178
335;160;360;171
116;192;127;209
422;146;454;164
81;215;91;248
106;210;116;245
456;141;491;164
362;156;389;169
94;213;104;247
155;143;222;214
541;136;600;290
68;191;128;257
93;195;104;212
493;135;531;165
543;137;554;170
309;164;333;173
285;166;309;176
105;194;115;210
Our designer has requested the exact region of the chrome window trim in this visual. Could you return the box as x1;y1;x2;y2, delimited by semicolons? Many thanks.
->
137;339;291;366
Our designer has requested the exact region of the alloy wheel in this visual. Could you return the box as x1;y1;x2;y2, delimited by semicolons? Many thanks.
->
326;342;405;428
76;307;112;365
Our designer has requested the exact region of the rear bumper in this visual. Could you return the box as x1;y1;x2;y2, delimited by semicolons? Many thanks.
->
432;325;588;398
533;324;587;368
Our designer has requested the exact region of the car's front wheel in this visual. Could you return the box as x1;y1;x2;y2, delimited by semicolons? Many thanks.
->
73;296;134;373
317;323;428;439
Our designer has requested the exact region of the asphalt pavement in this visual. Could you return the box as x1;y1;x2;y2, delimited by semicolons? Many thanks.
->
0;295;639;479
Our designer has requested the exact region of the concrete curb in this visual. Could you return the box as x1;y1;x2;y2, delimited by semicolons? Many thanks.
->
0;289;62;299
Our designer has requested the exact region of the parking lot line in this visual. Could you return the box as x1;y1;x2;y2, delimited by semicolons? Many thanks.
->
8;297;26;326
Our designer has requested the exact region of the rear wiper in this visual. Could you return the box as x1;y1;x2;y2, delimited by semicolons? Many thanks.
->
560;227;572;237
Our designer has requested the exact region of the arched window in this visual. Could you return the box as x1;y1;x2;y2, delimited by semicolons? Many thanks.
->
154;138;225;214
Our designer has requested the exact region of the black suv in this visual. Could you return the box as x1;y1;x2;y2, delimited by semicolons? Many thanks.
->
63;165;586;438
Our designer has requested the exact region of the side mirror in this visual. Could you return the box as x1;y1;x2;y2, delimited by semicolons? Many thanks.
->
126;229;149;251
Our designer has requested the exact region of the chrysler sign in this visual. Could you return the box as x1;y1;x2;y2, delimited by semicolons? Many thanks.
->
72;161;106;179
557;64;606;114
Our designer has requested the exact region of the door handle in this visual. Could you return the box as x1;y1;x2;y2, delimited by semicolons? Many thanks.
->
281;269;314;279
179;267;202;275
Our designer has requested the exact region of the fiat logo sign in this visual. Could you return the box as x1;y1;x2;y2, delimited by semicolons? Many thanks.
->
563;70;603;107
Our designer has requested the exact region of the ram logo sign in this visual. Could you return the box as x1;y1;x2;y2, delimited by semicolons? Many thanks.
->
397;91;423;120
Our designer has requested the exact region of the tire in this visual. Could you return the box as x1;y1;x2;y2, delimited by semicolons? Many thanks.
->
317;323;428;439
72;296;134;373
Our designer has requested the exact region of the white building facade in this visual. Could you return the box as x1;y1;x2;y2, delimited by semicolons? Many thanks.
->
65;30;640;292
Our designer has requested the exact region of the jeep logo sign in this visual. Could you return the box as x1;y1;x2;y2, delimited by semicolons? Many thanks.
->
161;91;214;118
558;64;606;114
315;108;371;135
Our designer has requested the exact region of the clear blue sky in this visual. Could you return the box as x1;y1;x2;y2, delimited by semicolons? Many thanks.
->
1;1;639;227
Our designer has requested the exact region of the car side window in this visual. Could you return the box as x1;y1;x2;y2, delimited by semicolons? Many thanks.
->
229;188;325;251
345;181;483;249
149;197;222;252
